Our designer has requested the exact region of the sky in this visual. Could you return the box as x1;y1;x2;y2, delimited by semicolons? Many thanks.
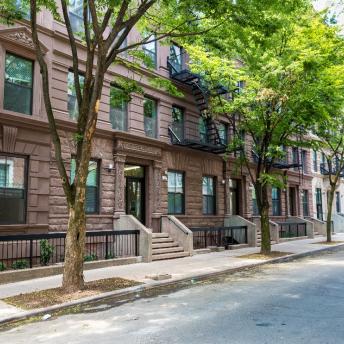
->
313;0;344;26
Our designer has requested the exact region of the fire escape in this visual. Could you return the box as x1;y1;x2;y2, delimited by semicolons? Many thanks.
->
320;162;344;177
251;149;302;170
167;49;228;154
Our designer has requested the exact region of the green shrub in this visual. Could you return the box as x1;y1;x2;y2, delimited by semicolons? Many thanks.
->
40;239;54;266
12;260;29;270
84;253;98;262
0;262;6;271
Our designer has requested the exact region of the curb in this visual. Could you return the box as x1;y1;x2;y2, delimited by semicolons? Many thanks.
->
0;256;142;285
1;243;344;327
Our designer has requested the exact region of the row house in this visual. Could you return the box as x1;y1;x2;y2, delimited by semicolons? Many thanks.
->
0;3;316;261
311;150;344;232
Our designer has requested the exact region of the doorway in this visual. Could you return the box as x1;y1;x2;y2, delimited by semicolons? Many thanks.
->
125;165;145;224
229;179;240;215
289;187;297;216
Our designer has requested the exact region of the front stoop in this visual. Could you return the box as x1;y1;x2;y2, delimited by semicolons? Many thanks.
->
151;233;189;261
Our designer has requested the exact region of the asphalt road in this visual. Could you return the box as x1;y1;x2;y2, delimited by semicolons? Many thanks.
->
2;250;344;344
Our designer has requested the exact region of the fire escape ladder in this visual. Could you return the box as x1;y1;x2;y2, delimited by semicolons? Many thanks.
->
206;118;222;145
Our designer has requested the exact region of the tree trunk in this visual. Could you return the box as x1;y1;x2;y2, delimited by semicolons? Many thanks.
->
62;206;87;292
257;183;271;255
326;186;335;243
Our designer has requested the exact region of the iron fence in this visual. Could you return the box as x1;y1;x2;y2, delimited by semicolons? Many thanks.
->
278;222;307;239
0;230;139;270
191;226;248;250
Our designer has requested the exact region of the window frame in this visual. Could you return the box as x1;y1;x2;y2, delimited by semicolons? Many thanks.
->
143;96;158;138
271;187;281;216
167;170;185;215
0;153;28;225
217;122;228;145
142;34;157;69
4;52;34;116
301;150;307;173
68;0;90;34
70;157;100;214
67;70;85;120
109;84;128;131
313;150;318;172
169;44;184;73
202;176;216;215
302;189;309;217
336;191;341;213
252;188;259;216
171;105;185;140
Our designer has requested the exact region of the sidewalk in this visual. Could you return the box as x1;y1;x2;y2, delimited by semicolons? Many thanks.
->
1;234;344;322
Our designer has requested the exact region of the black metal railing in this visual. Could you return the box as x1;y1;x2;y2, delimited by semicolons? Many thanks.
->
277;222;307;239
190;226;248;250
320;162;344;177
0;230;139;271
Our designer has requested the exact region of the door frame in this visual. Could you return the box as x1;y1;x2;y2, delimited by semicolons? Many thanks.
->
125;167;146;225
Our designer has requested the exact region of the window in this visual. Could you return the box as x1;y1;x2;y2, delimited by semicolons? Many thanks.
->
68;0;84;33
336;192;341;213
110;86;127;131
280;145;288;163
169;44;184;73
301;150;307;173
70;159;100;214
316;188;323;220
0;155;27;224
202;176;216;215
236;80;245;94
199;117;208;143
142;34;157;68
272;187;281;216
67;71;84;119
168;171;184;214
313;150;318;172
110;29;128;58
302;190;309;217
217;123;228;145
172;106;184;140
4;53;33;115
292;147;299;171
252;188;259;216
143;97;157;138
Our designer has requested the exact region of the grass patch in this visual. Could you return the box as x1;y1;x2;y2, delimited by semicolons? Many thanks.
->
311;241;344;245
238;251;292;260
3;277;141;310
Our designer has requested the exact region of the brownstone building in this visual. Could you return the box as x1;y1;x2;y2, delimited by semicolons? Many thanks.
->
0;4;316;260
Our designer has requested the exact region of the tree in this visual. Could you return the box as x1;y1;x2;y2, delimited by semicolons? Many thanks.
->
181;1;344;254
1;0;235;292
314;117;344;242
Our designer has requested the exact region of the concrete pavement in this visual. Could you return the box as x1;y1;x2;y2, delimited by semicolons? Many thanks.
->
2;242;344;343
0;234;344;323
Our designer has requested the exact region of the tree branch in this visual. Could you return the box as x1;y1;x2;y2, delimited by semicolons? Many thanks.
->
60;0;82;107
30;0;72;204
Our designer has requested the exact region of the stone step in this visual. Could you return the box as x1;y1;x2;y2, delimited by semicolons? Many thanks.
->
152;251;189;261
152;237;174;244
152;247;184;255
152;242;179;249
152;233;170;238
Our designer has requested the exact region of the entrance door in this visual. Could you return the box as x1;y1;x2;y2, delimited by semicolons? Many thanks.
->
125;165;145;224
316;188;323;220
289;187;296;216
229;179;240;215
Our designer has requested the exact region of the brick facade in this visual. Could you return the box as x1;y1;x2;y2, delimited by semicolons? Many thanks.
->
0;8;313;235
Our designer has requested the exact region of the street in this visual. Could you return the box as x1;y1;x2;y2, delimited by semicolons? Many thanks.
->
2;250;344;344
